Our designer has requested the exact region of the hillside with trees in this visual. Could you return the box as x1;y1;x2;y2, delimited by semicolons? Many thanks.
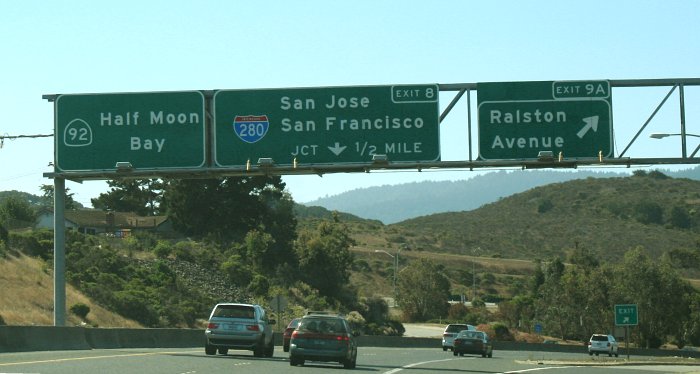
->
305;166;700;223
1;171;700;348
392;170;700;264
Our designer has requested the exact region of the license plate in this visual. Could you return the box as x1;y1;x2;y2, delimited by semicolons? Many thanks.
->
226;324;243;331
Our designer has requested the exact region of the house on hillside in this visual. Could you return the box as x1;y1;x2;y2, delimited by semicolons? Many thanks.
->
35;210;172;236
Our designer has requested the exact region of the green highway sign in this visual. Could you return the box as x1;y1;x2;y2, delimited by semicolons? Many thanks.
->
55;92;206;171
477;80;613;160
213;85;440;167
615;304;638;326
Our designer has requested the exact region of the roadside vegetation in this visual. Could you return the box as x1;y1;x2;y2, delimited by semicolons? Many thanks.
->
1;171;700;348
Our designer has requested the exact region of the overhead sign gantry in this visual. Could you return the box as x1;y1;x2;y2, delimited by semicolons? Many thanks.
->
43;78;700;327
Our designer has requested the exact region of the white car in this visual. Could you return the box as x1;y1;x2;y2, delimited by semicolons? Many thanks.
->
587;334;619;357
441;324;476;351
204;303;275;357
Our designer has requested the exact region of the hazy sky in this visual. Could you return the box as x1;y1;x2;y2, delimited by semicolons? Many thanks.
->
1;0;698;206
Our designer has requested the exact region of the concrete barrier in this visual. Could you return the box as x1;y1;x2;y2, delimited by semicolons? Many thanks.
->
2;326;700;359
0;326;203;352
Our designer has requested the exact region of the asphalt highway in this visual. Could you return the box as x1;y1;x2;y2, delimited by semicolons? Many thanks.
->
2;346;699;374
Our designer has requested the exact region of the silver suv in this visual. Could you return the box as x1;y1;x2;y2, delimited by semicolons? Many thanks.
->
204;303;275;357
587;334;619;357
442;324;476;351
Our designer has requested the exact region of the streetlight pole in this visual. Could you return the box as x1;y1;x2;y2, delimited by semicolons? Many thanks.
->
650;132;700;158
375;249;400;306
472;247;480;303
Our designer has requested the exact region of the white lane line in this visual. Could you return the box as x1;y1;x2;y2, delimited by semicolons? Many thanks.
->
504;367;576;373
0;349;202;367
383;357;473;374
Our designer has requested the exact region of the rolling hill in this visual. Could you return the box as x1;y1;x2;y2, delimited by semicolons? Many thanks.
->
304;167;700;224
388;172;700;264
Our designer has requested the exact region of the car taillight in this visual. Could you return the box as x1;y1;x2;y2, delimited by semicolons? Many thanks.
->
207;323;219;329
443;333;452;337
292;331;300;338
335;335;350;342
247;325;260;331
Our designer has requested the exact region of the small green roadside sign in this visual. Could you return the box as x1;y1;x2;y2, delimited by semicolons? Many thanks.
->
477;80;613;160
615;304;638;326
55;91;206;172
213;85;440;167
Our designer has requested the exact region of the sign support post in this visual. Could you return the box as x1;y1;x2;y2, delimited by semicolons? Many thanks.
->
615;303;638;361
53;177;66;326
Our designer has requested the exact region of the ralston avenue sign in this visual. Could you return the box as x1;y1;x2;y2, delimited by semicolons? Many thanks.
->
55;92;206;171
213;85;440;167
477;80;613;160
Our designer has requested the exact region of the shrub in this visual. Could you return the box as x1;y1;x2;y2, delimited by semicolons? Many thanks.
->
447;303;469;320
153;241;172;258
70;303;91;319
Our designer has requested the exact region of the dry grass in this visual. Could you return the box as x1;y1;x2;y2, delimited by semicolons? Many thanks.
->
0;254;141;327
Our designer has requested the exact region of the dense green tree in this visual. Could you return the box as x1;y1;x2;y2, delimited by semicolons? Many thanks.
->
295;218;355;305
669;206;692;229
396;258;450;322
91;179;164;216
634;201;664;225
567;245;600;271
612;247;692;348
40;184;78;210
164;176;298;274
0;196;37;228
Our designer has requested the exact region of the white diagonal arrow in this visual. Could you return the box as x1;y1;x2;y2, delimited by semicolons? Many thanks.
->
577;116;599;139
327;142;347;156
623;316;629;323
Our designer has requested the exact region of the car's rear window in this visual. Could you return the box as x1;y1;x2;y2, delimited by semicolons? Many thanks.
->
460;331;484;339
446;324;469;333
299;318;347;333
592;335;609;341
213;305;255;319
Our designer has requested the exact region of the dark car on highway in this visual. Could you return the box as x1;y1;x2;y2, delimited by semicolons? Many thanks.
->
289;314;357;369
283;318;302;352
452;330;493;358
442;323;476;351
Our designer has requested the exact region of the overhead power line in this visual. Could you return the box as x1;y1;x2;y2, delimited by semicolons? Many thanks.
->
1;133;54;148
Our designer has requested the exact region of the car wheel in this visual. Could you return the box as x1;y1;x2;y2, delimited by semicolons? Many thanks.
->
265;338;274;358
453;351;457;356
482;353;486;358
343;358;355;369
283;342;289;353
595;353;599;356
442;347;447;351
290;356;305;366
589;351;593;356
608;352;612;357
205;343;217;355
488;352;493;358
218;348;228;355
253;345;264;358
615;352;619;358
